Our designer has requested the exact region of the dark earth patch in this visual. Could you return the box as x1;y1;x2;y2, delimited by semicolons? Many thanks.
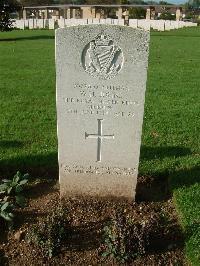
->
0;175;186;265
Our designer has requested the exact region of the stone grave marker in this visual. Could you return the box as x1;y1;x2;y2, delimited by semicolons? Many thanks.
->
77;19;88;25
48;19;55;29
105;18;112;25
164;20;171;31
171;21;179;29
56;25;149;199
157;20;165;31
138;20;150;31
150;20;157;30
24;19;29;28
36;19;44;29
92;18;100;24
118;19;124;26
16;20;25;30
65;19;71;27
99;19;106;24
112;19;119;25
129;19;138;29
178;21;184;28
58;18;65;28
28;19;34;29
87;18;93;24
12;20;17;28
67;19;76;26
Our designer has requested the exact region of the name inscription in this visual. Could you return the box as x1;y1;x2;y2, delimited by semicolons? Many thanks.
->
63;165;136;176
64;83;139;118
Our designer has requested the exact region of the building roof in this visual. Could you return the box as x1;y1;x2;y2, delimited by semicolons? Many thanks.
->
23;4;183;10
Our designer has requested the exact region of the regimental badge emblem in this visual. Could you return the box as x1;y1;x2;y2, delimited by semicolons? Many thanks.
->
82;34;124;80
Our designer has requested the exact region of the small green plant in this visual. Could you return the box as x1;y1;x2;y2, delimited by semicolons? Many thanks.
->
26;207;69;258
102;211;158;263
0;171;29;224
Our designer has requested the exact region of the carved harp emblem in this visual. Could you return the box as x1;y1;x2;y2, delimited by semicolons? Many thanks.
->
82;34;124;80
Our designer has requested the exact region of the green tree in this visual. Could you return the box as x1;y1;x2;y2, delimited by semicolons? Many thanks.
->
159;1;173;4
159;11;175;20
188;0;200;8
18;0;54;6
0;0;20;31
129;7;146;19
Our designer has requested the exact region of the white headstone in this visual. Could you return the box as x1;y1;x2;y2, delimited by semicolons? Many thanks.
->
137;20;150;31
173;21;179;29
99;19;106;24
36;19;44;29
77;19;88;25
112;19;119;25
67;19;77;26
28;19;34;29
16;20;25;30
58;18;65;28
164;20;171;31
69;19;87;26
24;20;29;28
185;21;191;27
178;21;185;28
92;18;100;24
157;20;165;31
12;20;17;28
150;20;157;30
87;18;93;24
129;19;138;29
65;19;72;27
105;18;112;25
118;19;124;26
48;19;55;29
56;25;150;199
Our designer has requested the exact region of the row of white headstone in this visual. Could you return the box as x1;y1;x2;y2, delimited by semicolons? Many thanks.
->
129;19;197;31
12;19;55;30
13;18;197;31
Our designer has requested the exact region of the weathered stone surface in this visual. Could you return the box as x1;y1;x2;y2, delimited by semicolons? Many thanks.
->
15;19;25;30
48;19;55;29
28;19;34;29
129;19;138;28
58;18;65;28
36;19;44;29
56;25;149;199
137;20;150;31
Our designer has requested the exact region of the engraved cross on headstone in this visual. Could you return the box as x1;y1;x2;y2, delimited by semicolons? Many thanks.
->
85;119;114;162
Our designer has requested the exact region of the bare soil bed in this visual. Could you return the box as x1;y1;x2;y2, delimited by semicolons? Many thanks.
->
0;175;186;266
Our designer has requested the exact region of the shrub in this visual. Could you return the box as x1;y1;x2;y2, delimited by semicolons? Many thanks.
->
0;171;29;226
101;211;159;263
26;207;69;258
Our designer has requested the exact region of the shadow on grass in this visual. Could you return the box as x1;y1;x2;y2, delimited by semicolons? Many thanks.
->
140;145;191;160
137;166;200;202
151;33;200;38
169;166;200;190
0;35;55;42
0;152;58;179
137;145;197;202
0;140;24;149
0;145;198;202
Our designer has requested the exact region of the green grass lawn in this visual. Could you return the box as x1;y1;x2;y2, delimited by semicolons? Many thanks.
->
0;28;200;265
